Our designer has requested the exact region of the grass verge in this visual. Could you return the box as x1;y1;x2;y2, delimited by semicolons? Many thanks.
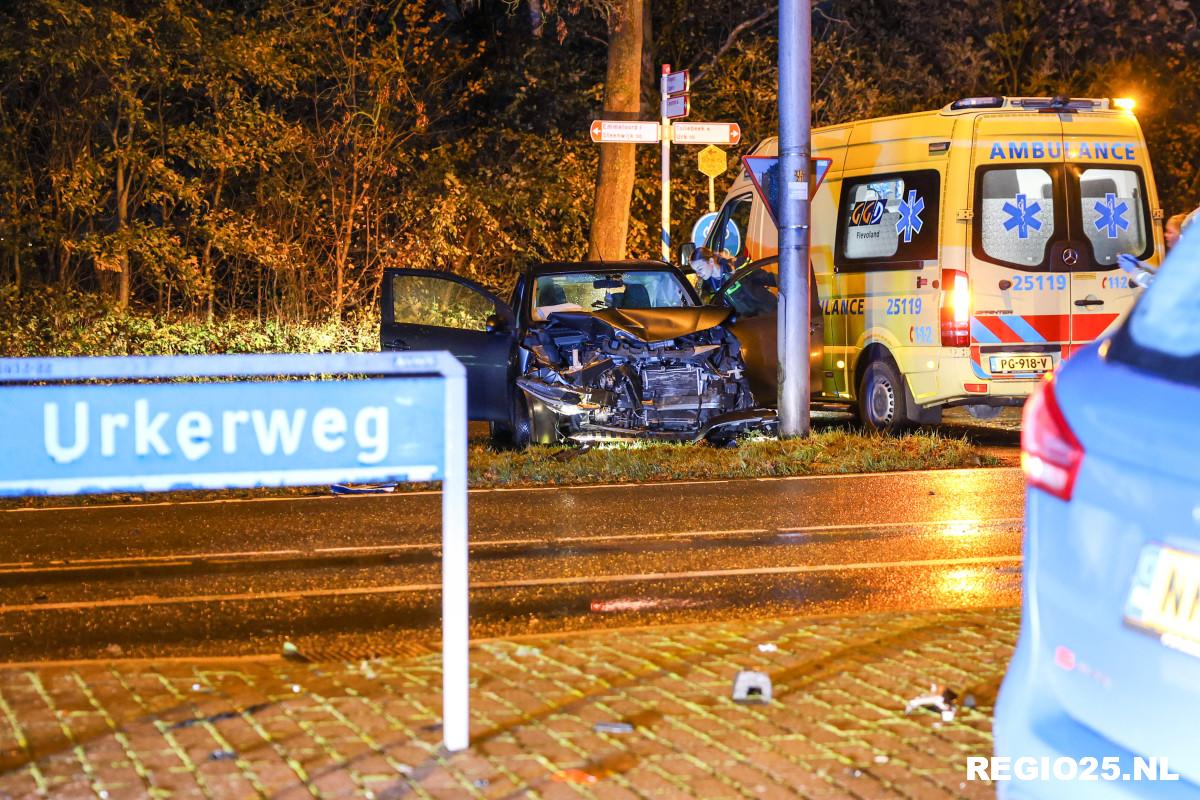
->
470;429;996;487
0;429;998;509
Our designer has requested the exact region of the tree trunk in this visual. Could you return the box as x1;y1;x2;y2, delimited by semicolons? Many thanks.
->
640;0;657;118
113;150;131;309
587;0;643;261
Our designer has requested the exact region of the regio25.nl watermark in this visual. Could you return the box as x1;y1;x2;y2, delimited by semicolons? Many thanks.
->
967;757;1180;782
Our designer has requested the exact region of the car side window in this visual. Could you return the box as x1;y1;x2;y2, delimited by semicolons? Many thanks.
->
720;262;820;319
723;264;778;318
390;274;496;331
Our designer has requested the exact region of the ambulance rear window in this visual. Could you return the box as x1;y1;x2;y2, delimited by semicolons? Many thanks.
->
977;168;1056;268
1078;167;1149;266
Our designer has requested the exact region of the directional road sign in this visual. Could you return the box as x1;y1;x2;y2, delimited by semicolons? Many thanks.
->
673;122;741;145
663;69;690;96
743;156;833;227
662;94;690;120
589;120;661;143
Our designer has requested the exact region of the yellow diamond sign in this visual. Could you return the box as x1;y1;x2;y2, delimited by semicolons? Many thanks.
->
697;145;727;178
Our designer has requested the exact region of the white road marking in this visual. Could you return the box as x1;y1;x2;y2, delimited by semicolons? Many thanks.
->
0;555;1022;614
0;519;1021;575
1;467;1022;513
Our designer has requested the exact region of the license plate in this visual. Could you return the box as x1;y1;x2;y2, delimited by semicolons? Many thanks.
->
1125;544;1200;649
988;354;1055;374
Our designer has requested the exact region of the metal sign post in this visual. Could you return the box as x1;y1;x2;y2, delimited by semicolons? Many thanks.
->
0;351;472;752
777;0;812;438
697;145;727;212
660;66;675;260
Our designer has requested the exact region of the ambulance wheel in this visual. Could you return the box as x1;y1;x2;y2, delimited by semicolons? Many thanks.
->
511;394;557;449
857;359;910;433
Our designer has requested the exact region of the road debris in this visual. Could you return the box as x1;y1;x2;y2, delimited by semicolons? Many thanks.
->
732;670;773;704
757;643;778;653
514;646;541;658
552;768;598;784
589;597;702;613
209;749;237;761
282;641;310;662
330;482;397;495
904;684;959;721
593;721;635;734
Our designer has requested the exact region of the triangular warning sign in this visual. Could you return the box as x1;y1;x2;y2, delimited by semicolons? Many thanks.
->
742;156;832;228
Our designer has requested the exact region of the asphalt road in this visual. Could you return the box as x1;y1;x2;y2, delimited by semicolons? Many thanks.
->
0;467;1025;663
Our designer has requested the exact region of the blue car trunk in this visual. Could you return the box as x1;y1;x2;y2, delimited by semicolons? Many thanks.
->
1030;342;1200;785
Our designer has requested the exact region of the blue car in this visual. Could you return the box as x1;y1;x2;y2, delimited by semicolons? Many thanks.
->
995;231;1200;797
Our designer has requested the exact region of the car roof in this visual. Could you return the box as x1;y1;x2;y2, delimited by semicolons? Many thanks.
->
527;260;681;277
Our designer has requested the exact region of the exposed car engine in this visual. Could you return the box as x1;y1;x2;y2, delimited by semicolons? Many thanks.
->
515;307;758;442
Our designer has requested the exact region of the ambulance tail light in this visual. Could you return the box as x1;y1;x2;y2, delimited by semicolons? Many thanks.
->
940;269;971;347
1021;377;1083;501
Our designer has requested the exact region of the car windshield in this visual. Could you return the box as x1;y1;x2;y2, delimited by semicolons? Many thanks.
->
531;270;694;320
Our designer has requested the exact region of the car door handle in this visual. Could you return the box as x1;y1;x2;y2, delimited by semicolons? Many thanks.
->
1074;298;1105;307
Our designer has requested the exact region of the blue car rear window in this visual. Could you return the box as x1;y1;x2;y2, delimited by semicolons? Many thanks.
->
1108;228;1200;386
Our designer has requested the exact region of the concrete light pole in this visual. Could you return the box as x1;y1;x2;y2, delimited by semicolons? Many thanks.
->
777;0;812;437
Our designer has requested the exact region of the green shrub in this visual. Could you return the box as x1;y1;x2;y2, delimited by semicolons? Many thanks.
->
0;286;378;357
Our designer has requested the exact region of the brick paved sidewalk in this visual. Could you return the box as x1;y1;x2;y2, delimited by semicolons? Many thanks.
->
0;607;1018;799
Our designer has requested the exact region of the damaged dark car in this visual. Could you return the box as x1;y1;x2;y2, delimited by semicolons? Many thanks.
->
380;262;767;446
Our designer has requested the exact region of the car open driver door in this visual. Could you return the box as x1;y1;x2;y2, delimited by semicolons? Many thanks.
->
380;268;515;423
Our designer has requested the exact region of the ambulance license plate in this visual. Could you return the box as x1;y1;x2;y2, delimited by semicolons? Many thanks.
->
988;354;1055;374
1125;544;1200;652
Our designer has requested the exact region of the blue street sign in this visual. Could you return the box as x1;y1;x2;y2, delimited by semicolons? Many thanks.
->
0;351;464;496
0;348;473;755
691;211;742;255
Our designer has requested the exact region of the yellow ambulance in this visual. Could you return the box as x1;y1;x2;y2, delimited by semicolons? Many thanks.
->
696;95;1162;429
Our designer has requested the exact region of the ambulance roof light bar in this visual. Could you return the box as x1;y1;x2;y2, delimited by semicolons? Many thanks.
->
950;96;1005;110
1011;96;1104;112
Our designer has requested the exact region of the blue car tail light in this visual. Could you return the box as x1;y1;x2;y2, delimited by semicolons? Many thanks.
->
1021;377;1084;501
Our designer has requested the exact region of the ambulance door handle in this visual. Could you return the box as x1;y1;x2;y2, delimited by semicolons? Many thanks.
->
1074;298;1104;307
998;280;1012;291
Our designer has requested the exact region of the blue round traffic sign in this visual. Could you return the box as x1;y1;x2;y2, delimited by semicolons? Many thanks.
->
690;212;741;255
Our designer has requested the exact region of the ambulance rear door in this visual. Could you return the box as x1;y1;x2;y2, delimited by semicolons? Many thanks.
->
1063;121;1151;352
968;116;1071;381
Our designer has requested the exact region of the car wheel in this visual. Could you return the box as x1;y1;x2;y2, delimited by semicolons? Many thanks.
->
488;420;514;449
511;394;557;449
857;358;910;433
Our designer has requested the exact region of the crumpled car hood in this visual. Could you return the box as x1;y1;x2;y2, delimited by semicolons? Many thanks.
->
546;306;732;342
